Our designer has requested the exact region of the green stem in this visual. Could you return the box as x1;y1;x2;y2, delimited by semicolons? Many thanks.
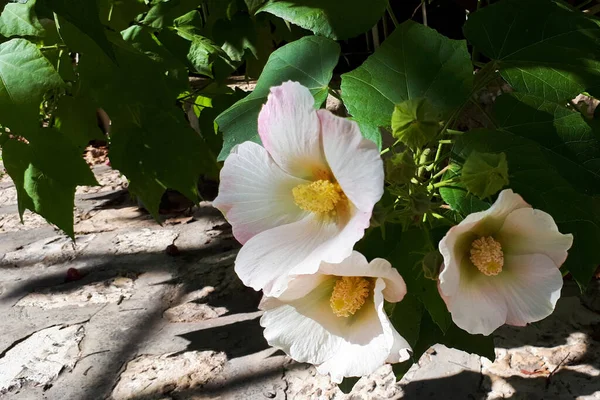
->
387;2;399;27
446;129;464;135
438;139;453;144
431;164;450;180
421;0;428;27
40;44;68;51
430;178;460;189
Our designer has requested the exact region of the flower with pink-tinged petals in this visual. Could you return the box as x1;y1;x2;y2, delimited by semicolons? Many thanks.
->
438;189;573;335
213;81;383;296
260;251;411;383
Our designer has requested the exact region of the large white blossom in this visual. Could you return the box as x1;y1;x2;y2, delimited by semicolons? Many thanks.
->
260;251;411;383
213;81;383;296
438;189;573;335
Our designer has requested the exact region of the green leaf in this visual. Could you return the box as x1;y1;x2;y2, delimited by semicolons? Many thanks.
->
0;38;64;133
98;0;147;32
0;0;45;38
452;128;600;287
212;13;259;62
495;92;600;194
341;21;473;149
141;0;203;29
440;163;491;216
216;35;340;160
47;0;116;61
2;129;97;237
108;107;211;219
464;0;600;102
258;0;387;40
390;293;423;347
54;95;105;149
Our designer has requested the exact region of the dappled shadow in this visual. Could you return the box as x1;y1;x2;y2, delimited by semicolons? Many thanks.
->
176;317;269;360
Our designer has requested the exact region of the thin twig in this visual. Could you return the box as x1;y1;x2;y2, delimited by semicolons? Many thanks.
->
387;2;399;27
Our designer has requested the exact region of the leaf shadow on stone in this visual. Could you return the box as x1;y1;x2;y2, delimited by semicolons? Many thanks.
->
176;317;269;360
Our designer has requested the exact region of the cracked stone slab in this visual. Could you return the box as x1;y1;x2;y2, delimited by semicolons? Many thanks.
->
1;234;96;267
0;324;85;393
15;276;135;309
399;344;484;399
164;287;228;322
111;351;227;400
112;229;179;254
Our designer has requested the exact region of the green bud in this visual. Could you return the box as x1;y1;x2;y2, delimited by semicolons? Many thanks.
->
385;151;416;184
461;151;509;199
391;98;441;150
422;250;443;280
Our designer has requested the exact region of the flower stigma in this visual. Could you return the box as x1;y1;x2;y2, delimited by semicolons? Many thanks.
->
292;180;343;214
469;236;504;276
330;276;371;317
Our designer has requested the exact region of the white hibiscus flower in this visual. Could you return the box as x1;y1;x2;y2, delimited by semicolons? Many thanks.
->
213;81;383;296
260;251;411;383
438;189;573;335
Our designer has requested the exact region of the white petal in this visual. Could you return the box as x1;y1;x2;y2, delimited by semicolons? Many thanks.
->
213;141;307;244
319;110;384;212
319;254;407;303
235;209;371;296
438;221;478;297
315;279;398;383
444;270;508;336
257;81;327;179
439;189;531;297
476;189;531;233
497;208;573;267
499;254;563;327
260;278;343;364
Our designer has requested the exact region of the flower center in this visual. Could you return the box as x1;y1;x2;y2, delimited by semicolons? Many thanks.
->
329;276;371;317
469;236;504;276
292;180;342;214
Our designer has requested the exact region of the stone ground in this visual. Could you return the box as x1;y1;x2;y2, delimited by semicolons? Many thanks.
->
1;165;600;400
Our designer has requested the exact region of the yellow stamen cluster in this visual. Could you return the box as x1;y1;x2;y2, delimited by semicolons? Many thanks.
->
470;236;504;276
329;276;371;317
292;180;342;214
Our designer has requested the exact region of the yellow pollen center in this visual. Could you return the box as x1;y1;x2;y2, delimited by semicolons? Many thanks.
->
292;180;342;214
470;236;504;276
329;276;371;317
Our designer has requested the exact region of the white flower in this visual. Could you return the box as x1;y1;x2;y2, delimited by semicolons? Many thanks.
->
259;251;411;383
213;81;383;296
438;189;573;335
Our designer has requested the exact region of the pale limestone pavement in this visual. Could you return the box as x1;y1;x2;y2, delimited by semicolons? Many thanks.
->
1;164;600;400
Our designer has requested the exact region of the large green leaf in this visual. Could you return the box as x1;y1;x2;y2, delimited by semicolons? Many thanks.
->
54;94;105;149
258;0;386;40
109;107;212;218
216;35;340;160
341;21;473;149
494;92;600;194
464;0;600;102
47;0;116;61
0;39;64;133
2;129;97;238
450;128;600;287
0;0;45;38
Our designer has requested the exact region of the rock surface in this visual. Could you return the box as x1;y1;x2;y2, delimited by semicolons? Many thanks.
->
1;164;600;399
